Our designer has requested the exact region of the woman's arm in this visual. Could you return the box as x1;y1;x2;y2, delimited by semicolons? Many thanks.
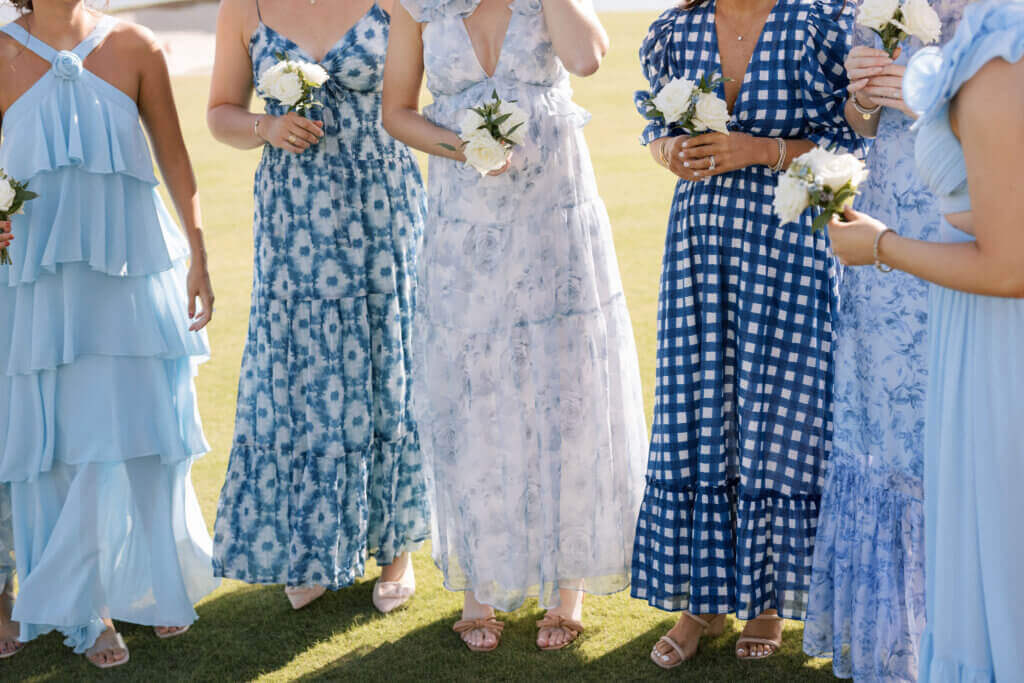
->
206;0;323;153
541;0;608;77
381;3;466;161
829;58;1024;298
132;26;215;330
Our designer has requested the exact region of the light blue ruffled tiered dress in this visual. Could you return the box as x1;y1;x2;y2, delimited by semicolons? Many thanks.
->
902;2;1024;680
0;17;219;652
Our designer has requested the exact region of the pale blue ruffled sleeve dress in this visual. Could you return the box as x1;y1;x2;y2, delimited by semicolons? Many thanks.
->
901;2;1024;680
0;17;220;652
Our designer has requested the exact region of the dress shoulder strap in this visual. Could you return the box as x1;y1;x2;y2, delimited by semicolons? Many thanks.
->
0;22;57;63
73;15;117;60
255;0;264;22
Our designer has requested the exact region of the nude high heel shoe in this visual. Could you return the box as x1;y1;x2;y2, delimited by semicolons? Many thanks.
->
284;585;327;610
372;561;415;614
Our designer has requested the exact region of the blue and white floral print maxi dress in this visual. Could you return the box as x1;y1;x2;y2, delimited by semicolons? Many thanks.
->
631;0;865;620
401;0;648;611
0;16;219;653
213;4;432;589
803;1;965;679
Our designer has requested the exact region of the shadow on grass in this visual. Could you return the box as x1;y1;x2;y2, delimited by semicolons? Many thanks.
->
295;609;835;683
2;577;391;682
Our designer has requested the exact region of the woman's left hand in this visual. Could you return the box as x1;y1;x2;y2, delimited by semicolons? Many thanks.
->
861;63;917;118
677;132;762;179
828;206;890;266
0;220;12;250
187;257;215;331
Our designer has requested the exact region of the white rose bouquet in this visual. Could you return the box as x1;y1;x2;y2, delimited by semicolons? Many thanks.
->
640;73;732;135
857;0;941;57
257;52;331;113
441;90;529;176
0;170;39;266
773;147;868;231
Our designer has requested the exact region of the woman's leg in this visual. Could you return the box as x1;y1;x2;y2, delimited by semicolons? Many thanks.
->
537;582;585;649
459;591;498;650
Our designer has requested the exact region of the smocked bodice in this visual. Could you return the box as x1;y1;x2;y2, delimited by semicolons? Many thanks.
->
904;0;1024;218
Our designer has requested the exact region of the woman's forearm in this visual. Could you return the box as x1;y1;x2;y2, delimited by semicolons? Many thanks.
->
382;107;467;162
879;232;1024;298
541;0;608;77
208;103;266;150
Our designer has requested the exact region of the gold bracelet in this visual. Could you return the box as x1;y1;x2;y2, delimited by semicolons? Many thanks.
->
770;137;787;173
659;138;671;167
254;116;264;142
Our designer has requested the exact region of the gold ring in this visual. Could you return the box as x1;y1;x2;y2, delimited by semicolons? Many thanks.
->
288;134;297;144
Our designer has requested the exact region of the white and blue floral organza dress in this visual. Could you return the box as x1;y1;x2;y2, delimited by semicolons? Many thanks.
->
401;0;648;611
803;1;965;679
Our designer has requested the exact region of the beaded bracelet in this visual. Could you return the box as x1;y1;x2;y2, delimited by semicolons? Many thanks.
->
769;137;787;173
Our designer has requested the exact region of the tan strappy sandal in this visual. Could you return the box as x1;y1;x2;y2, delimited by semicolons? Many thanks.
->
453;616;504;652
536;613;584;651
735;613;783;660
650;612;726;669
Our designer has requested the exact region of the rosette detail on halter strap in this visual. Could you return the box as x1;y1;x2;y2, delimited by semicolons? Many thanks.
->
52;50;84;81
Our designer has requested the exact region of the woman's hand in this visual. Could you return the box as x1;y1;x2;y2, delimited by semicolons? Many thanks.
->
828;206;890;266
487;154;513;177
258;113;325;154
678;132;766;179
186;254;215;332
0;220;12;251
652;136;699;181
861;63;917;118
845;46;893;110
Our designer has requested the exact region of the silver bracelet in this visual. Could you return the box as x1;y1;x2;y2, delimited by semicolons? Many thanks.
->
873;228;894;273
769;137;787;173
851;96;882;120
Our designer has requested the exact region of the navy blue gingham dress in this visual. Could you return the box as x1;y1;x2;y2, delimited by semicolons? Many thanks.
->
630;0;865;620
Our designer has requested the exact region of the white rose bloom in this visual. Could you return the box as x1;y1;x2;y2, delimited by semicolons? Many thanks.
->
267;70;304;107
652;77;696;123
692;91;731;133
497;101;529;146
794;147;838;178
463;135;511;175
459;109;487;140
817;152;869;192
774;173;811;224
297;62;330;87
0;177;15;214
857;0;901;31
894;0;942;44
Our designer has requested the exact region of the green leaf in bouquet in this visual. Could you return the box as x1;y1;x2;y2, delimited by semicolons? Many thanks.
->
505;122;524;138
439;142;459;151
491;112;513;127
811;210;832;233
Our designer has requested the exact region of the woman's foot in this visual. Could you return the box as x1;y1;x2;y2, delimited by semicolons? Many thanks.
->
154;625;190;639
735;609;783;659
85;622;130;669
453;591;503;652
0;586;24;659
284;585;327;610
650;612;726;668
537;584;585;650
373;553;415;614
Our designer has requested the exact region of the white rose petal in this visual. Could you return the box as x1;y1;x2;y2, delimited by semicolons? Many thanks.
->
0;177;15;214
816;151;869;192
774;173;811;224
267;70;304;107
794;147;837;177
459;109;487;140
894;0;942;44
692;91;731;133
463;135;511;176
497;101;529;146
297;62;330;87
652;77;696;123
857;0;901;32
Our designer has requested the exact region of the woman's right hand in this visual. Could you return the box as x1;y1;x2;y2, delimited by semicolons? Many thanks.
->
258;112;325;154
0;220;12;250
845;46;894;109
654;136;699;182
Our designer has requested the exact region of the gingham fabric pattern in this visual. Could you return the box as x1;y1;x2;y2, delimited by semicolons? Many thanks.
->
630;0;866;620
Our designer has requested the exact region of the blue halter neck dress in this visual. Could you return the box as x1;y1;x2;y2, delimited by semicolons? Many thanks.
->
0;16;219;652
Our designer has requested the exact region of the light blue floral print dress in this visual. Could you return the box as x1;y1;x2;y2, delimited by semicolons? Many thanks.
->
803;2;965;679
400;0;648;611
212;3;431;589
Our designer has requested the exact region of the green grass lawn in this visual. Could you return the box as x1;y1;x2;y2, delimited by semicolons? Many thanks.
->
6;12;835;682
